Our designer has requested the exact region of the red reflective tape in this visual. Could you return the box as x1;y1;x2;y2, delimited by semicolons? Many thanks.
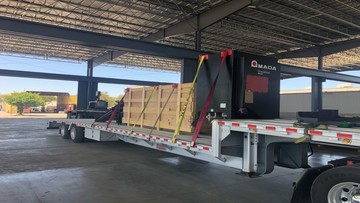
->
265;126;276;131
218;121;225;126
163;138;169;142
248;124;256;129
232;123;240;127
149;136;153;139
181;142;187;146
193;145;198;148
136;133;139;136
309;130;323;136
286;128;298;133
203;147;210;151
142;134;146;137
337;133;352;139
156;137;160;140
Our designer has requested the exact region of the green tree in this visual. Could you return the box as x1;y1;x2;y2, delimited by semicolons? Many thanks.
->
100;92;116;107
0;94;5;102
5;92;44;115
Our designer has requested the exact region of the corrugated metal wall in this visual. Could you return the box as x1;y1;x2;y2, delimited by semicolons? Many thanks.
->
280;91;360;118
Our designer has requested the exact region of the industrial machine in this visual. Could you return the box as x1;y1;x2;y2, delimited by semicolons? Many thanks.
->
196;51;280;121
50;51;360;203
66;91;108;119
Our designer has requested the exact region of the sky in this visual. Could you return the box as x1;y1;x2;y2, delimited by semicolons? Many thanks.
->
0;54;359;96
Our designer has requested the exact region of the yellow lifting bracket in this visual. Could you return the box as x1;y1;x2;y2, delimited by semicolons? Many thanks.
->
172;55;208;143
130;86;158;133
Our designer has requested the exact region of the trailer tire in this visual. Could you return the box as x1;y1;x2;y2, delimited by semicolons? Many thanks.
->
311;166;360;203
59;124;70;139
70;125;84;143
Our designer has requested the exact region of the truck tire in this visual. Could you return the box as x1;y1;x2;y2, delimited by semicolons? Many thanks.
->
311;166;360;203
70;125;85;143
59;123;70;139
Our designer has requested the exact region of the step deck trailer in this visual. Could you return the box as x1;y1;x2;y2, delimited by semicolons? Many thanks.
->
52;118;360;203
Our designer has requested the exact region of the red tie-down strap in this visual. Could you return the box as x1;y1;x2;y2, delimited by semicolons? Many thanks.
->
191;50;232;147
106;88;129;128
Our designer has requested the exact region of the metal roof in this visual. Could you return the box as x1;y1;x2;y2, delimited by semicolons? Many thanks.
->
0;0;359;72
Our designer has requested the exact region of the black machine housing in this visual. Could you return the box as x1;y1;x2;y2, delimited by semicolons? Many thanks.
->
196;51;280;121
195;51;308;173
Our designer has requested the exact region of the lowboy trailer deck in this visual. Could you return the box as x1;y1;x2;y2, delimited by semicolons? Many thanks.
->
49;118;360;203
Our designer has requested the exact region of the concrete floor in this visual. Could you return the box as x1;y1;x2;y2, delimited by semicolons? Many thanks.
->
0;118;358;203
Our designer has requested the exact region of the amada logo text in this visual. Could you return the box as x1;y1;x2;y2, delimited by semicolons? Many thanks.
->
251;60;277;71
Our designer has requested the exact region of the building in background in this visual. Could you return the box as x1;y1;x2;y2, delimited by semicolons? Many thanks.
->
281;84;360;118
27;91;77;112
1;91;77;114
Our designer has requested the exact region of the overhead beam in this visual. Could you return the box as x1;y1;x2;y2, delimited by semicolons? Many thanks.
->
0;69;169;86
0;16;200;61
273;38;360;59
280;64;360;84
142;0;253;42
92;50;127;67
91;0;252;67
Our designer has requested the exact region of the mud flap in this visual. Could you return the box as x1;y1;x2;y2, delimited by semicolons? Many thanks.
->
291;165;332;203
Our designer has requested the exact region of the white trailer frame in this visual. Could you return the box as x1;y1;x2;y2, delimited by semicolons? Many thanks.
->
52;118;360;175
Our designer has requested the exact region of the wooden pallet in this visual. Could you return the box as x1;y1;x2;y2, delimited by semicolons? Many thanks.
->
123;83;196;133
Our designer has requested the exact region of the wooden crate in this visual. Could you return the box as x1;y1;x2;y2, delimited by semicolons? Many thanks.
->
123;83;196;133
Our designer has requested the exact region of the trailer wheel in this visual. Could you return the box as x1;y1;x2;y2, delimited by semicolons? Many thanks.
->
59;124;70;139
311;166;360;203
70;125;84;143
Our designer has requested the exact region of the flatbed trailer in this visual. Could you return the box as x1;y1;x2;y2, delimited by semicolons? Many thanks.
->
49;118;360;203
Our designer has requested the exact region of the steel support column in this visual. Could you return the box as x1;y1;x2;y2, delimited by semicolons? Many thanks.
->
311;54;324;112
86;60;97;104
181;59;198;83
195;15;202;51
88;82;98;102
87;60;94;77
195;30;201;51
77;81;88;110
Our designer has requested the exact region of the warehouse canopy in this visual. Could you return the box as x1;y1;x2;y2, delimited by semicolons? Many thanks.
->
0;0;359;72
